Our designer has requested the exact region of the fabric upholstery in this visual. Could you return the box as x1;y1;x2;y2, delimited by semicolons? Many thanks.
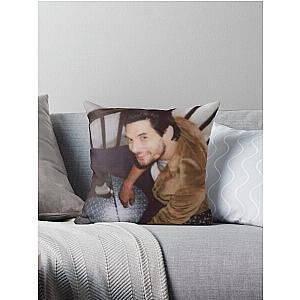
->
214;109;263;130
206;124;263;227
39;221;168;300
38;95;84;220
50;112;92;200
144;223;263;300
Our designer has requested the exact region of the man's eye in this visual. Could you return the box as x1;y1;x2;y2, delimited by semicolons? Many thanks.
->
141;136;148;140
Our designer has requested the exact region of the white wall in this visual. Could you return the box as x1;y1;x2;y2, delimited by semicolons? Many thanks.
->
39;1;262;113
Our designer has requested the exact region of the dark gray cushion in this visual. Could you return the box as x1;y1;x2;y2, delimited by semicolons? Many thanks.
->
38;95;84;220
144;223;263;300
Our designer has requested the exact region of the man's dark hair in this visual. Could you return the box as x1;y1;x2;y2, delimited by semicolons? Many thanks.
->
120;109;181;141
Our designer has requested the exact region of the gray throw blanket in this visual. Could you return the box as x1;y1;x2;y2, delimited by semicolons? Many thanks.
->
38;221;168;300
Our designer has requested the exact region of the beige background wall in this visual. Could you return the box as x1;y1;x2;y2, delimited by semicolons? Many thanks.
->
39;1;262;113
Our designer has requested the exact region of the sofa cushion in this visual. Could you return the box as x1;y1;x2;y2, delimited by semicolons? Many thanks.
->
50;112;92;200
206;124;263;227
38;95;84;220
144;223;263;300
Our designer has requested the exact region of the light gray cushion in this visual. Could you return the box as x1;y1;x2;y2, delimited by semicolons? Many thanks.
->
38;95;84;220
144;224;263;300
206;124;263;227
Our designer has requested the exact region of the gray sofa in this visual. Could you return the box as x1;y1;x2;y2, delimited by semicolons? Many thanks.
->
48;109;263;300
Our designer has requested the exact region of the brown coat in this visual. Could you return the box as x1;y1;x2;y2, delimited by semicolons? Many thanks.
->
148;116;209;224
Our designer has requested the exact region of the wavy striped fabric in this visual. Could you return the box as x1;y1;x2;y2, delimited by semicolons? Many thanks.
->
206;124;263;227
39;222;168;300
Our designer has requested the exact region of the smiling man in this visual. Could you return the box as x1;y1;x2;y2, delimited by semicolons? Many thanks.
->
119;109;212;225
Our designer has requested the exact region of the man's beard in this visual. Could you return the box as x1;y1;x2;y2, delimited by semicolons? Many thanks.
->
134;142;166;169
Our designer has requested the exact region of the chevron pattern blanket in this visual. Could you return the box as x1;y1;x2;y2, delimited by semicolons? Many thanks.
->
38;222;168;300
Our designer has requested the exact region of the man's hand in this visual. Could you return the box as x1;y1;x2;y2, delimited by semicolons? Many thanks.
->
119;180;135;208
118;164;147;208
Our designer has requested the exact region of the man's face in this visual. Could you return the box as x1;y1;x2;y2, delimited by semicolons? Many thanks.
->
125;119;166;167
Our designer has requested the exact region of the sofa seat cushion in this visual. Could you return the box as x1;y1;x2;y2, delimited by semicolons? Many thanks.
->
143;223;262;300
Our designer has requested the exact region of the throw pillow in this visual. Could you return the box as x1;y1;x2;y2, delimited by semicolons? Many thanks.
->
206;123;263;227
79;100;220;224
38;95;84;220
